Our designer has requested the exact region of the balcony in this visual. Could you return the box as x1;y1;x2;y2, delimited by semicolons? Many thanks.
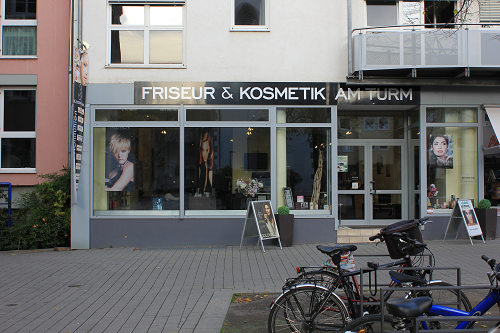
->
352;25;500;80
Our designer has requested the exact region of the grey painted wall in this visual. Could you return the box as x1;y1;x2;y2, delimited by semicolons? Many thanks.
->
90;217;337;248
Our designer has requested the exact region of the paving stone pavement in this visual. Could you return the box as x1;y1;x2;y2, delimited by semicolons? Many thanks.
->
0;238;499;333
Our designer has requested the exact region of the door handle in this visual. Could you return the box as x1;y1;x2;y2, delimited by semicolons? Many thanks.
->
370;181;377;194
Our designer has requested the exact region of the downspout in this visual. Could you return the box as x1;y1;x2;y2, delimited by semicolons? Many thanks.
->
69;0;74;168
347;0;353;76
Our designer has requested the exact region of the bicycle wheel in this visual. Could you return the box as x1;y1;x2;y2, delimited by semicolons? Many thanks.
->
384;281;472;330
297;270;363;318
487;321;500;333
342;314;396;333
268;285;349;333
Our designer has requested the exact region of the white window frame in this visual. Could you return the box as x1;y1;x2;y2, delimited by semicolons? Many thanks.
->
106;1;186;68
0;87;37;173
231;0;270;32
366;0;425;30
0;0;37;58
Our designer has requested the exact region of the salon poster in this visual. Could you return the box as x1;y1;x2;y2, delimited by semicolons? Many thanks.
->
105;129;135;192
338;156;348;172
457;199;483;237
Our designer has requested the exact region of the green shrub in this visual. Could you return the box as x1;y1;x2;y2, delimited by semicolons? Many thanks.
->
478;199;492;210
277;206;290;215
0;166;71;250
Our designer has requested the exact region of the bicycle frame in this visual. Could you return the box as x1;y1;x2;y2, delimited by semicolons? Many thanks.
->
424;289;500;329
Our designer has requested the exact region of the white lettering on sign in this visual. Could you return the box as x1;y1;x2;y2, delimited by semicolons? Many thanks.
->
336;88;413;101
239;87;326;100
142;87;216;100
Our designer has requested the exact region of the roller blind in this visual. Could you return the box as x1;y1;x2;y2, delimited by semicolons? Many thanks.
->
108;1;185;4
480;0;500;23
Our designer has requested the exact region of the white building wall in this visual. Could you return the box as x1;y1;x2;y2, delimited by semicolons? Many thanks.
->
82;0;349;83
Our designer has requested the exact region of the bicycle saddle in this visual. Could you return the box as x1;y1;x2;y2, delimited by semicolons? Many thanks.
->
316;244;357;255
385;296;433;318
389;271;427;285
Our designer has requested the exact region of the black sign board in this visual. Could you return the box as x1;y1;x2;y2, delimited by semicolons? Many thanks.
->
134;82;419;106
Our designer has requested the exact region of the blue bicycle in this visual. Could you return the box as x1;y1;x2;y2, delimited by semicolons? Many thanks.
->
343;255;500;333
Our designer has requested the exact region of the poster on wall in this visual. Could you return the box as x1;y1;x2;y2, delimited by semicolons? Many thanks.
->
105;129;135;192
428;134;453;169
338;156;348;172
239;200;281;252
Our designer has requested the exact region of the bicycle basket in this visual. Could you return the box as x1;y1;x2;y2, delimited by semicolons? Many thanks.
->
380;219;423;259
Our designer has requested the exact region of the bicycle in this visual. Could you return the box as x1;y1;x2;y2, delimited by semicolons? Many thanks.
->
268;218;471;332
342;254;500;333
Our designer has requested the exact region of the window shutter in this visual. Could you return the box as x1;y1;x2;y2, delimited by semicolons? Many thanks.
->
480;0;500;23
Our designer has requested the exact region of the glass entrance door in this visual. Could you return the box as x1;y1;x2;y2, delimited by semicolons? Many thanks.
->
338;143;405;226
370;145;403;223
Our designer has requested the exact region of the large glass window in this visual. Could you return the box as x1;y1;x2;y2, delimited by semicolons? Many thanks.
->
93;127;180;214
1;89;36;168
338;111;404;139
2;0;37;56
184;127;270;213
277;126;331;214
426;126;477;211
109;3;184;65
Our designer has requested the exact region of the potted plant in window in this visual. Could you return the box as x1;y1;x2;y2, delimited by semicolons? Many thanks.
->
275;205;294;247
474;199;497;240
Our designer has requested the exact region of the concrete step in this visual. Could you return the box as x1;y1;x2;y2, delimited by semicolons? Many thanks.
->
337;227;381;244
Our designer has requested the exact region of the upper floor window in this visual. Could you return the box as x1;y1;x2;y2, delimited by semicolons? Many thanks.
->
1;89;36;169
366;0;455;28
232;0;269;31
1;0;37;56
108;1;185;66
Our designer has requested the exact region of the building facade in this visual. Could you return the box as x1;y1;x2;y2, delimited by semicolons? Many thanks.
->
72;0;500;249
0;1;70;200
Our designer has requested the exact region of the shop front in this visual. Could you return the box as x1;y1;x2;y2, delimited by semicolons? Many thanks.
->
72;82;500;248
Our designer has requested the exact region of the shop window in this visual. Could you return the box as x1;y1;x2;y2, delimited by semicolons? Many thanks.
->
93;127;180;214
184;127;270;213
186;109;268;122
427;107;477;123
337;111;404;139
232;0;269;31
2;0;37;56
109;1;184;66
276;108;331;123
483;123;500;207
426;126;477;211
95;109;178;121
1;89;36;169
277;126;331;214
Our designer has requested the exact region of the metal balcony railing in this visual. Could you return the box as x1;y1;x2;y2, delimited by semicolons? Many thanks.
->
352;23;500;75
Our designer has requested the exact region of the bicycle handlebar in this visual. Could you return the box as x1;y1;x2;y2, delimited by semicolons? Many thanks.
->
482;255;500;281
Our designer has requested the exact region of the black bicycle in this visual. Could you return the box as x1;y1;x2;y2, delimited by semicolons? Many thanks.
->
268;217;471;333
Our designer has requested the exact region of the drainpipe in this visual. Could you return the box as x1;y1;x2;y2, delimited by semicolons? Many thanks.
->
347;0;353;76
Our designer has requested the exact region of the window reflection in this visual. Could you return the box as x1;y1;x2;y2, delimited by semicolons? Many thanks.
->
184;127;270;211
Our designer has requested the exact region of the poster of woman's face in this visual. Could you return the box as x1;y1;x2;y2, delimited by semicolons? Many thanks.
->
105;129;135;192
198;129;215;195
253;201;278;239
428;134;453;169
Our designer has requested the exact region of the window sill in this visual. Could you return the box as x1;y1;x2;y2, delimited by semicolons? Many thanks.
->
0;56;38;59
105;64;186;69
230;26;270;32
0;168;36;173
